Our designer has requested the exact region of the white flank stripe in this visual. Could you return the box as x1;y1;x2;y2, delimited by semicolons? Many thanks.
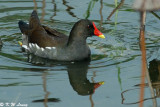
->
22;43;57;59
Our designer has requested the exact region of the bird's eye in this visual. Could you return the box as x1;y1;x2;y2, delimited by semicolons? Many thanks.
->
88;25;93;29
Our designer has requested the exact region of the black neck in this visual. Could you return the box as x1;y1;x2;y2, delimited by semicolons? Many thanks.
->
67;25;87;46
67;33;87;46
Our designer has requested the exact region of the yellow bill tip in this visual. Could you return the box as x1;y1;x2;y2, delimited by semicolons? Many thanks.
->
99;81;105;85
99;34;105;39
18;41;23;46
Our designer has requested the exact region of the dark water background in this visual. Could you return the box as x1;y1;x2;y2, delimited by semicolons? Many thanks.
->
0;0;160;107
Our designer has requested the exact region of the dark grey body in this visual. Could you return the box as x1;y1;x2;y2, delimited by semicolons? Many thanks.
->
18;10;94;61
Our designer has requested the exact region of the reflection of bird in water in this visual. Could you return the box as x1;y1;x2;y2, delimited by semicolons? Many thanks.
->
27;54;104;96
149;59;160;97
0;38;2;50
0;38;2;46
67;60;104;95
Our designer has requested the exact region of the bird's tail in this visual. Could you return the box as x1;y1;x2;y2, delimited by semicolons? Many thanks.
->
29;10;41;30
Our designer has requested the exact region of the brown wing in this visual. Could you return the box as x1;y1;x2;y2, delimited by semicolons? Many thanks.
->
19;11;69;48
42;25;67;38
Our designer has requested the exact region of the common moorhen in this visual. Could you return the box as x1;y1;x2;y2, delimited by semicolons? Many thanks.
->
18;10;105;61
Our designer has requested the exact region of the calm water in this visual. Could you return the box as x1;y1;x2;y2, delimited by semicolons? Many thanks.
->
0;0;160;107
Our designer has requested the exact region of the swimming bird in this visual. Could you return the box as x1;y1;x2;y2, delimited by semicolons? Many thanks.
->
18;10;105;61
